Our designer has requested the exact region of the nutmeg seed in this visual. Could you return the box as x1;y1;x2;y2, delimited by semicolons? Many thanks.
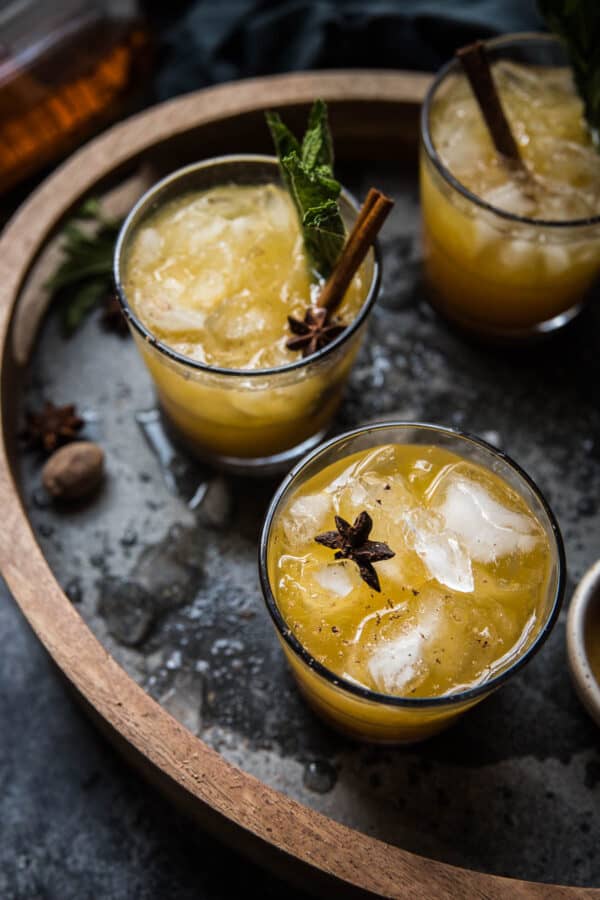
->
42;441;105;501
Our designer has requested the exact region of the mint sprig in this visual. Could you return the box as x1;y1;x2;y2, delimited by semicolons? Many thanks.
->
266;100;345;277
539;0;600;144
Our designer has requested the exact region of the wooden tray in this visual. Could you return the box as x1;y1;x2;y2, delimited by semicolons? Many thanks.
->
0;71;598;899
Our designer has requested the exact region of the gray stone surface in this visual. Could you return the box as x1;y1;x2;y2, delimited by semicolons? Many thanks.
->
0;579;309;900
10;162;600;890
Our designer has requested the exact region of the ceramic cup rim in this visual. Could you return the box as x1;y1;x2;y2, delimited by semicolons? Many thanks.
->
259;421;566;709
567;559;600;727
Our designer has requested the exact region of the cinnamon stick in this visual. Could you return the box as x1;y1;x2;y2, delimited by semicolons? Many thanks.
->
317;189;394;316
456;40;523;166
345;186;380;239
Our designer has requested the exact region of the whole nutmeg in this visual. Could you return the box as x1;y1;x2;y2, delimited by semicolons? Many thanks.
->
42;441;105;501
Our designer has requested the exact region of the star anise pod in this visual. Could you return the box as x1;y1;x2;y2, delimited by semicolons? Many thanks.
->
286;307;345;358
315;510;395;592
22;401;84;454
101;292;129;336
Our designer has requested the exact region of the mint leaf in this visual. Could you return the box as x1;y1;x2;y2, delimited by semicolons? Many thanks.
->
539;0;600;143
265;111;301;196
281;152;345;276
301;99;334;171
265;112;301;161
267;100;345;277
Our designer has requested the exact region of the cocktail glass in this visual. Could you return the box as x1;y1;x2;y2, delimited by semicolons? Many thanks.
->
115;156;379;473
260;422;565;743
420;34;600;340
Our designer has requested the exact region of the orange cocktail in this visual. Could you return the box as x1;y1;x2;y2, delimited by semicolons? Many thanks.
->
420;35;600;339
261;423;564;743
115;156;377;472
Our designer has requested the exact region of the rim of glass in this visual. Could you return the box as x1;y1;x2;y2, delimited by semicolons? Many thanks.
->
421;31;600;229
114;154;381;378
259;422;566;709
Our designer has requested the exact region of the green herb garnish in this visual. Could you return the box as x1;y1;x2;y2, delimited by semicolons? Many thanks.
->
46;198;122;336
539;0;600;144
266;99;345;277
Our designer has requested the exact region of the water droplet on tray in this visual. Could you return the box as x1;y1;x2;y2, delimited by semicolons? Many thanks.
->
120;527;138;548
32;488;50;509
211;638;245;657
166;649;182;670
65;577;83;604
303;759;338;794
80;408;103;442
481;430;502;448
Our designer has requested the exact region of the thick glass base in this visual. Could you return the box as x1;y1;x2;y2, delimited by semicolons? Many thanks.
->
209;428;330;477
294;678;465;745
161;407;329;477
426;286;585;345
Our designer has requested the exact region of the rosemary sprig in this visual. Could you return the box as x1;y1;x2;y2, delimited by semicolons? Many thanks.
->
539;0;600;144
46;198;122;336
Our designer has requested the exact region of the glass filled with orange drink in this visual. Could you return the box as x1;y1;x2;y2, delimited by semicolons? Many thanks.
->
115;156;378;473
420;34;600;340
260;423;564;743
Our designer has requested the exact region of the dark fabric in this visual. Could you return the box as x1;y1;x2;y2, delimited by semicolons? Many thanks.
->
155;0;545;99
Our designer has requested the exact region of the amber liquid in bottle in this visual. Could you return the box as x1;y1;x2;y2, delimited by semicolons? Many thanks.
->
0;14;152;195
